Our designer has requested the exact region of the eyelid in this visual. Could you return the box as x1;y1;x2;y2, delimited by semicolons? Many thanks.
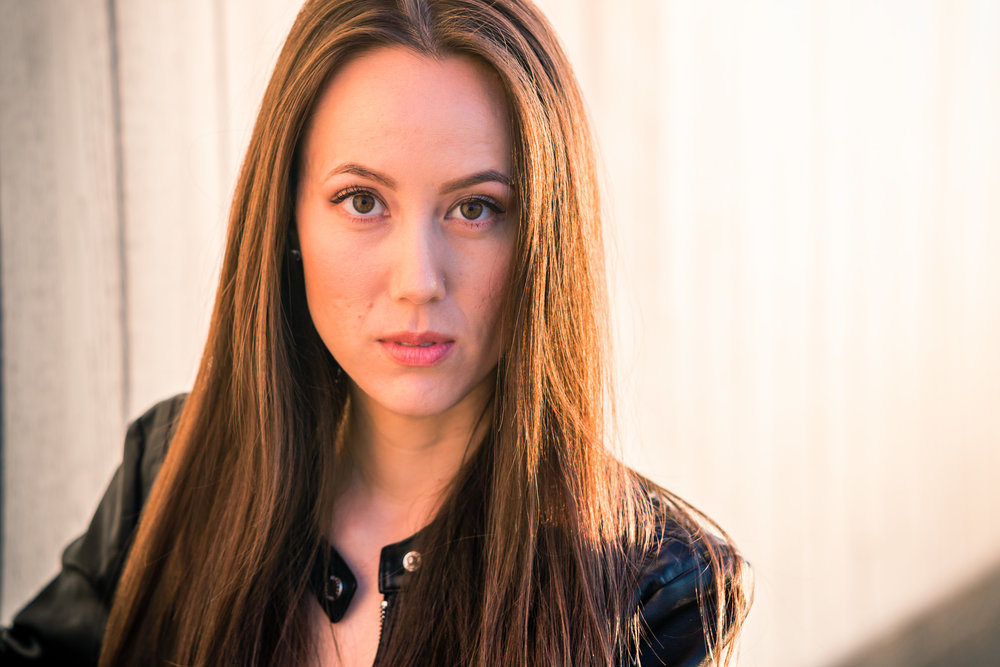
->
446;194;506;216
330;185;379;205
441;195;508;232
330;185;387;217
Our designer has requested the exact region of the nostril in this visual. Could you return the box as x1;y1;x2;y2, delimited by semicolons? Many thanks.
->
389;243;446;303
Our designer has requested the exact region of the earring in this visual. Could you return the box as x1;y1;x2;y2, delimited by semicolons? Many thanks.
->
290;247;302;261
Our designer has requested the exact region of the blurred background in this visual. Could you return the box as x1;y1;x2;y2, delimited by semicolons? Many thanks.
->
2;1;998;665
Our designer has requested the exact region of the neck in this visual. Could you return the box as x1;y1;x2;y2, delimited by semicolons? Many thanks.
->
337;378;493;535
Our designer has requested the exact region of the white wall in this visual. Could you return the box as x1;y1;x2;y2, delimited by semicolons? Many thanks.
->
3;1;999;665
0;0;301;627
1;0;127;626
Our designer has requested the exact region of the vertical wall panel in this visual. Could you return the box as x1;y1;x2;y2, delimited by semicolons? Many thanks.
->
218;0;303;190
0;0;125;622
536;0;1000;664
114;0;230;419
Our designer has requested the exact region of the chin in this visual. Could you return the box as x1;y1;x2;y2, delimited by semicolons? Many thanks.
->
349;380;450;418
350;373;494;422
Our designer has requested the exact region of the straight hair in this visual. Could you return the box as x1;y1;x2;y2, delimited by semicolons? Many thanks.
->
100;1;749;665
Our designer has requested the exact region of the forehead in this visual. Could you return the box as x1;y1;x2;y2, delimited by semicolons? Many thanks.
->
301;46;512;176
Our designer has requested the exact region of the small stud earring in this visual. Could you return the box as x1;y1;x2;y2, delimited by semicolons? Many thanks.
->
290;248;302;261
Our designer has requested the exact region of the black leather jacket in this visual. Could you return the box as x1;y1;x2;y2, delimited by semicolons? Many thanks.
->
1;396;723;666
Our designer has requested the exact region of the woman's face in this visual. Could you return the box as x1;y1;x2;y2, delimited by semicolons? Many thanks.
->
296;47;515;421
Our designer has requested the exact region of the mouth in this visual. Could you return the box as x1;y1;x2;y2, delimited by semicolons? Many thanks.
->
378;332;455;366
379;331;453;345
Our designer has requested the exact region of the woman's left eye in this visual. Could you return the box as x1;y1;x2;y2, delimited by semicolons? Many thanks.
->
447;197;502;224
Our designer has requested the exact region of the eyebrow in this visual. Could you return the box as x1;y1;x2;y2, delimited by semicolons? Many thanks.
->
325;163;396;188
324;163;512;193
441;170;512;193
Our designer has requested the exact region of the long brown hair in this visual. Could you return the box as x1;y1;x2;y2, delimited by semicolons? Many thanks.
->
100;1;749;665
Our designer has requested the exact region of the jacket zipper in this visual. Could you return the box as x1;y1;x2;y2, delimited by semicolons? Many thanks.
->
371;596;391;665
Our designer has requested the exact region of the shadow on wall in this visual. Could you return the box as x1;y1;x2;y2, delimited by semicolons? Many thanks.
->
831;559;1000;667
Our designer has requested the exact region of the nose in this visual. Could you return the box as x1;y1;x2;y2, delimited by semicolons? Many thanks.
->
387;218;446;304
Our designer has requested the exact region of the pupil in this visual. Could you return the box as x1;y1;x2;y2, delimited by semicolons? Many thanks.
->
461;202;483;219
353;194;375;214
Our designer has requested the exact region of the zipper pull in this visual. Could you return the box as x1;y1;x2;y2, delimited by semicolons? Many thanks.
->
377;598;390;641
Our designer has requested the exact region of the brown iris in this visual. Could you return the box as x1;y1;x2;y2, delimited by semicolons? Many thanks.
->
352;193;376;214
459;201;483;219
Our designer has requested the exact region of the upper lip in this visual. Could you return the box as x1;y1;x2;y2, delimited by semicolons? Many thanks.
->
379;331;453;344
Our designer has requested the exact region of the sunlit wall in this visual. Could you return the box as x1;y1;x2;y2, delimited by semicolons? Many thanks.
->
3;1;998;665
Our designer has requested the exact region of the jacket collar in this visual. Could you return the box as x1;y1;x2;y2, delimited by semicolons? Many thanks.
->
311;532;423;623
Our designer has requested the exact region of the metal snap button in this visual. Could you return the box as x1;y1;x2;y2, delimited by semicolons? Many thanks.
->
327;574;343;600
402;550;422;572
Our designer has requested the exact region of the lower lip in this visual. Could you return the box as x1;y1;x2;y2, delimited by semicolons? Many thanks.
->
379;341;454;366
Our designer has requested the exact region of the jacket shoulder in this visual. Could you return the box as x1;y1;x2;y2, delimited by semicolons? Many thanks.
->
633;486;749;667
0;394;187;666
125;393;188;504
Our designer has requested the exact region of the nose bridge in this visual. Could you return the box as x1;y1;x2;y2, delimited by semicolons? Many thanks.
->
388;211;445;304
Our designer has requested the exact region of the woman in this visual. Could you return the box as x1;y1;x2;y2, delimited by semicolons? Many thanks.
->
2;0;749;665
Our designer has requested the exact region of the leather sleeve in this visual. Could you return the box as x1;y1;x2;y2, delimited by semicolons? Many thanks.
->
0;395;185;666
635;538;714;667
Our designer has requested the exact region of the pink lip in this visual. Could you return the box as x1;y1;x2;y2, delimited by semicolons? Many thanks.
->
378;331;455;367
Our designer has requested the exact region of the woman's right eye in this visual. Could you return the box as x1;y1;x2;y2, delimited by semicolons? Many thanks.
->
331;188;386;217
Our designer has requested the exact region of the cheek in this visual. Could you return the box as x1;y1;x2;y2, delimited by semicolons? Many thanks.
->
485;255;510;314
467;238;514;336
300;243;376;342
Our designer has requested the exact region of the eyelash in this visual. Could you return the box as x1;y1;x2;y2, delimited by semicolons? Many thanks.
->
451;196;505;226
330;186;383;211
329;187;506;227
